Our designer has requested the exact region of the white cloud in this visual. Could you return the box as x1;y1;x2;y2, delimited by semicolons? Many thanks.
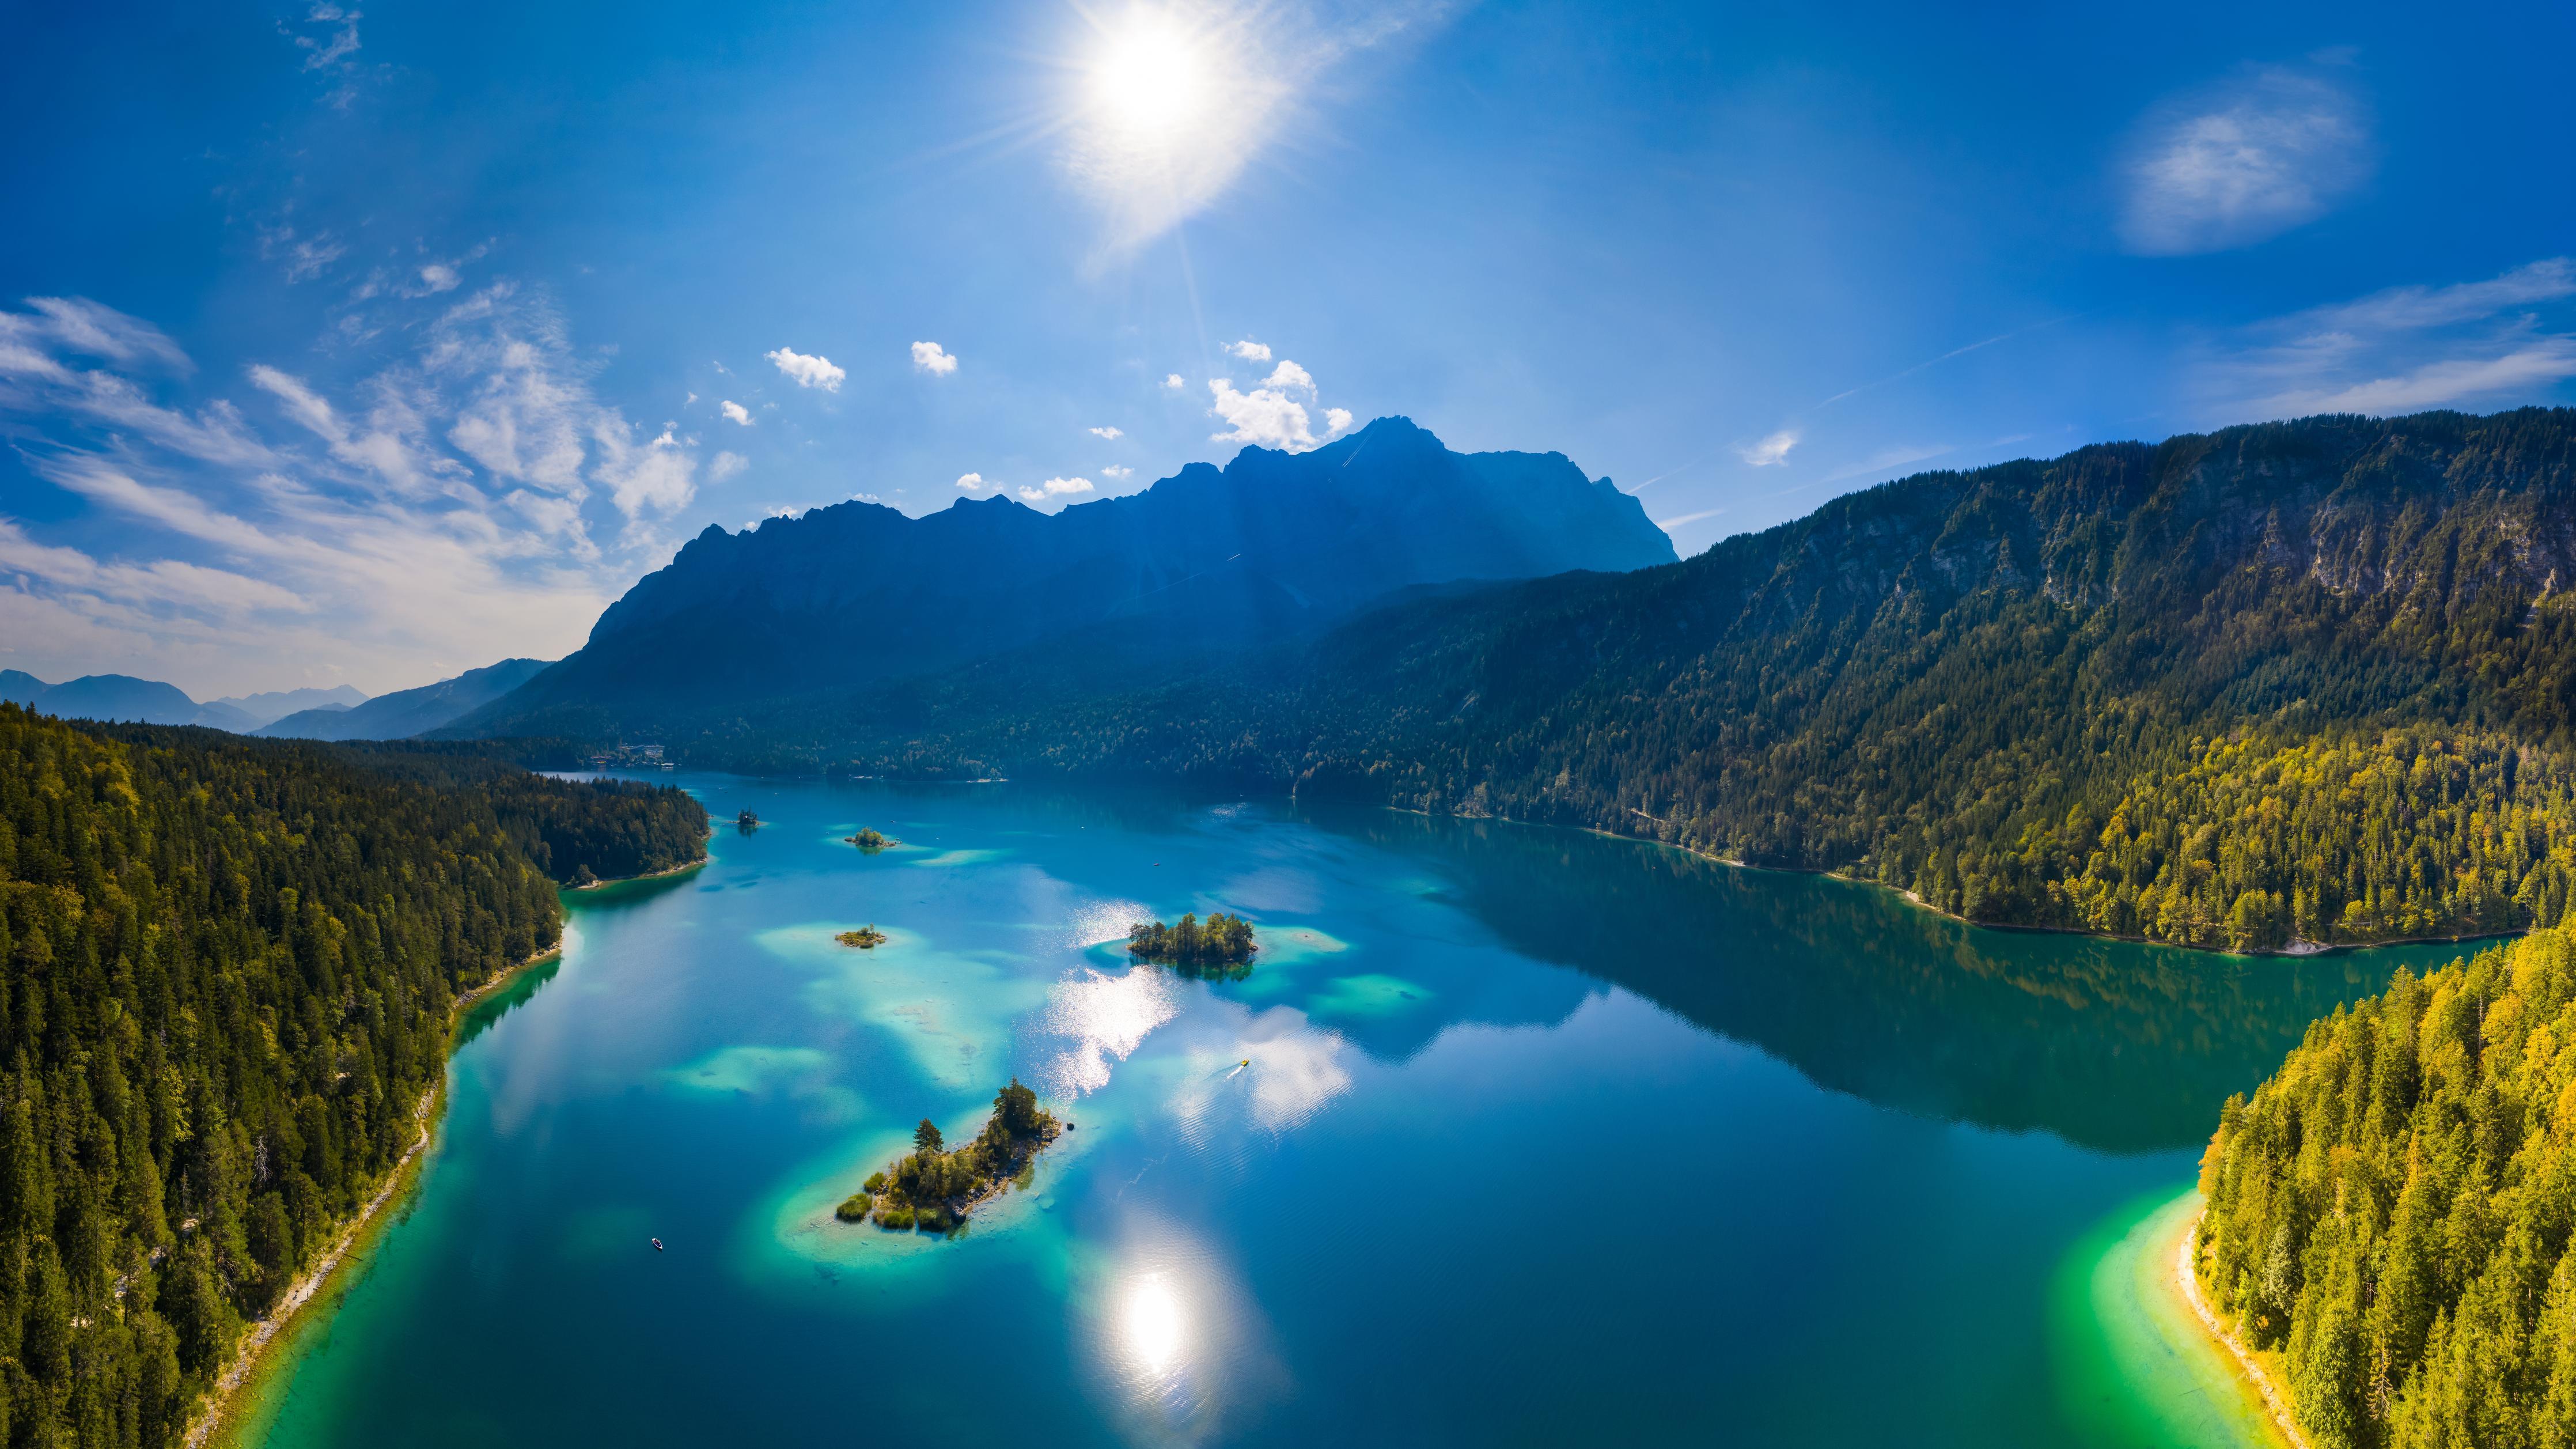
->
1089;425;1123;439
767;346;846;391
1201;355;1358;454
1737;430;1799;467
1102;464;1133;478
720;399;752;426
592;421;696;523
0;289;707;694
1208;378;1317;452
2202;258;2576;421
1016;476;1095;502
2119;66;2373;256
956;472;986;490
1225;339;1272;364
911;341;959;376
1262;360;1314;394
1163;373;1186;390
710;450;748;482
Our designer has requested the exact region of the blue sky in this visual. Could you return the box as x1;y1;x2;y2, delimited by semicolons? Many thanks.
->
3;0;2573;696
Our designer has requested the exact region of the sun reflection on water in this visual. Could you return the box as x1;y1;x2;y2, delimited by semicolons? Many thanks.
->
1124;1273;1187;1376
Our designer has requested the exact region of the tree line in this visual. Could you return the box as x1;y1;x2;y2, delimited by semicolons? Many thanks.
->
0;708;703;1446
2198;927;2576;1447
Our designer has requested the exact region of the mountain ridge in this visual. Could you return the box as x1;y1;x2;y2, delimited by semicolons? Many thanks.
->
262;658;554;741
451;417;1674;738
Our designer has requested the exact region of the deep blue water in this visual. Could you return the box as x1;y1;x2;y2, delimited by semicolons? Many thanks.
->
241;777;2460;1447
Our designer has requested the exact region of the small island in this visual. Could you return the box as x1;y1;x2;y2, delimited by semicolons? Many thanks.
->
836;925;888;948
838;1080;1058;1233
845;827;897;850
1128;911;1257;977
737;809;762;833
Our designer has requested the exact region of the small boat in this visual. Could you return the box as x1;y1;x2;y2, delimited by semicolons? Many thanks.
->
651;1238;664;1251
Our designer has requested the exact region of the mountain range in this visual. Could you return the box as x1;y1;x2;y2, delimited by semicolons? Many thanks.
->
0;672;358;730
449;417;1674;739
260;659;554;741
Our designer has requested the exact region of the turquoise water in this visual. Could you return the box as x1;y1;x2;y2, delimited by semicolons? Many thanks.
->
241;779;2467;1447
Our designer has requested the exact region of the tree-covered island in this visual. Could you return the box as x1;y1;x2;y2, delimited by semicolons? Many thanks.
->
836;925;888;948
837;1080;1058;1232
1128;911;1257;974
844;827;896;850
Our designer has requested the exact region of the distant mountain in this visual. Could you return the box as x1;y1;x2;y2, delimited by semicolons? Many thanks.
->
262;659;554;740
0;670;370;727
211;684;369;729
452;417;1675;737
6;673;250;728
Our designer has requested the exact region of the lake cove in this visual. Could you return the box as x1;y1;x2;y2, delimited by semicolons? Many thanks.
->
232;777;2473;1448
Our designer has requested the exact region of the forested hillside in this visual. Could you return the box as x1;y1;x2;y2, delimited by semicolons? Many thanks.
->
2196;928;2576;1448
707;407;2576;952
0;709;703;1446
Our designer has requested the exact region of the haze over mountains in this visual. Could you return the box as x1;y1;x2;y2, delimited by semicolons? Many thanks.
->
0;672;360;731
453;418;1674;737
259;659;554;741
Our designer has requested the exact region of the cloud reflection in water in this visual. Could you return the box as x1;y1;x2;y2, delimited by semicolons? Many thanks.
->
1039;966;1183;1098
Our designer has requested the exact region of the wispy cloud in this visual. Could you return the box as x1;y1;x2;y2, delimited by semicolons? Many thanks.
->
2118;65;2373;256
1736;430;1798;467
1089;424;1123;439
721;400;753;425
2202;257;2576;420
911;341;959;376
0;291;701;694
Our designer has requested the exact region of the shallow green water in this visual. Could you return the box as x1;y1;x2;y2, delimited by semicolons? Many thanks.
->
238;779;2464;1447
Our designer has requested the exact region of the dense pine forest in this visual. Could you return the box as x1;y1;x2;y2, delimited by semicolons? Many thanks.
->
625;407;2576;952
2197;928;2576;1448
0;708;702;1446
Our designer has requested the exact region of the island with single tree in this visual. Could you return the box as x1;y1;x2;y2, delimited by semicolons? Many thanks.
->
1128;911;1257;975
844;826;897;850
836;925;888;948
836;1080;1058;1232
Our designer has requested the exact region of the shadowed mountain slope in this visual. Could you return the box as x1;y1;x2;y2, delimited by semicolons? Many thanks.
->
451;417;1673;738
263;658;553;740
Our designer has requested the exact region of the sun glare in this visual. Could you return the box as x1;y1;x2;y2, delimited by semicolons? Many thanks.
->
1090;13;1210;139
1124;1274;1186;1374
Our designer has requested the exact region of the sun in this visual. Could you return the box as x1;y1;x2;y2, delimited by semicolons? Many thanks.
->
1089;12;1211;140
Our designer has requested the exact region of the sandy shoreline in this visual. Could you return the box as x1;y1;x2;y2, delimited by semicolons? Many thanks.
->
180;940;569;1448
2170;1206;2309;1449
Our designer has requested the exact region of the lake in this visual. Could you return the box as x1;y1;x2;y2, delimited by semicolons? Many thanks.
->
235;777;2467;1447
